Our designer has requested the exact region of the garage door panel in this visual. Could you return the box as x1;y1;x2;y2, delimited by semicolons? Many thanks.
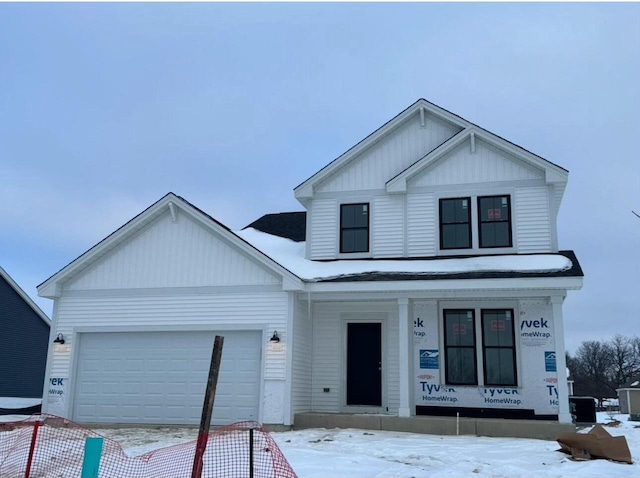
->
74;331;262;425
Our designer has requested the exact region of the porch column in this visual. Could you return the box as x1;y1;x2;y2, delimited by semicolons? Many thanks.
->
551;295;572;423
398;298;411;417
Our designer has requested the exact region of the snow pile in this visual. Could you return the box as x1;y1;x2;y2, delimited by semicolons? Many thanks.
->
237;228;572;281
1;413;637;477
0;397;42;409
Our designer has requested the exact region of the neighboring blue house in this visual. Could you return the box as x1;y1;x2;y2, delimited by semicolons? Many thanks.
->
0;266;50;414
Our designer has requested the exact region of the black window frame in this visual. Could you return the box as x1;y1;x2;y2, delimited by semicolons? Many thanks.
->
339;203;370;254
439;197;472;250
443;309;478;386
481;309;517;387
477;195;512;249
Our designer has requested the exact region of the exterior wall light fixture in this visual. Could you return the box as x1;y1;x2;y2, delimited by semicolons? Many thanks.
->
269;331;280;343
53;333;65;345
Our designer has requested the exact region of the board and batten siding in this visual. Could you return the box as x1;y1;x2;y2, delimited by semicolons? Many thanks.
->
49;291;289;381
315;114;461;193
410;138;543;187
406;192;436;257
311;301;399;413
515;186;553;253
65;211;281;290
372;195;405;258
309;198;337;260
291;297;312;415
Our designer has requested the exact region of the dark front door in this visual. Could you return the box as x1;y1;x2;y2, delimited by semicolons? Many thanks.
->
346;322;382;406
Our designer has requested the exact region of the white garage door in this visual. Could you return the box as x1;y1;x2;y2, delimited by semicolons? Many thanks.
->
73;330;262;425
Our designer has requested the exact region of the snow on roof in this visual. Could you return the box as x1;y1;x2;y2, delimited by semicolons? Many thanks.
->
236;228;572;282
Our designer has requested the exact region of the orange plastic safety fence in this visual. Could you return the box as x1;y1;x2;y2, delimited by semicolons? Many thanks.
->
0;414;297;478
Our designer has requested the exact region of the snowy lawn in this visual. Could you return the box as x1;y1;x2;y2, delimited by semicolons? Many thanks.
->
90;413;640;477
1;413;637;477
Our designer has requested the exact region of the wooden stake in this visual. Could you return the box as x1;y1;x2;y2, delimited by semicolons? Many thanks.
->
191;335;224;478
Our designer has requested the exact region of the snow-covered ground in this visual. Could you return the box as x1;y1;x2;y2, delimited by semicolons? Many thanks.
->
3;412;635;477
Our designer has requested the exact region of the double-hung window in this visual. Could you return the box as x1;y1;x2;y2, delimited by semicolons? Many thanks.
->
481;310;517;386
340;203;369;253
439;198;471;250
443;310;477;385
439;194;512;250
444;308;517;387
478;195;512;248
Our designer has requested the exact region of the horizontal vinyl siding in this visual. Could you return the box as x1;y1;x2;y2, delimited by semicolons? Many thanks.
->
51;291;288;380
66;212;280;290
311;302;398;413
372;196;405;257
311;304;342;412
309;199;337;260
407;193;436;256
316;114;461;193
515;187;553;253
411;138;543;187
291;298;312;414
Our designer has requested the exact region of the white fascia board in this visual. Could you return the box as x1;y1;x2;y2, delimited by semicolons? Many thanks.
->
37;193;304;298
304;276;583;294
473;128;568;184
0;266;51;324
386;129;471;193
37;194;179;299
164;199;304;292
294;99;467;201
386;126;565;193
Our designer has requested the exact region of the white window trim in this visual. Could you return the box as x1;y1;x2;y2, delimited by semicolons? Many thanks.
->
435;189;517;256
340;313;387;413
336;199;373;259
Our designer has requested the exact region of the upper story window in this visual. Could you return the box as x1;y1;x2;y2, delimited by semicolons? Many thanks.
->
478;195;512;248
439;198;471;250
439;194;513;251
340;203;369;253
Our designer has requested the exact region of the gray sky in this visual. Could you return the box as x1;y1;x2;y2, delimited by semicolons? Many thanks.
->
1;3;638;353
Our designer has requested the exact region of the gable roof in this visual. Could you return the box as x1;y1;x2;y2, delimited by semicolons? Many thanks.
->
37;193;303;298
0;266;50;325
244;212;306;242
385;127;567;193
294;98;568;200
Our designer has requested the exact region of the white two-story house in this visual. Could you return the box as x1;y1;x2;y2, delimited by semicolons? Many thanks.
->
38;99;582;438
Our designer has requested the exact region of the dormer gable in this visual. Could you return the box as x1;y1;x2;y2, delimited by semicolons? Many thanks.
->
386;128;567;194
296;99;571;261
294;99;466;202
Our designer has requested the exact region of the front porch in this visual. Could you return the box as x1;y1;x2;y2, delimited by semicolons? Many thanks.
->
294;412;575;440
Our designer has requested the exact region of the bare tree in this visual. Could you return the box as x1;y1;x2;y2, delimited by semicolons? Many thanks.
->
608;334;640;390
568;335;640;404
571;340;614;404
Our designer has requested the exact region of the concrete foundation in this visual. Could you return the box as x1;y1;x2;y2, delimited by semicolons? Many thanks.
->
294;413;575;440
